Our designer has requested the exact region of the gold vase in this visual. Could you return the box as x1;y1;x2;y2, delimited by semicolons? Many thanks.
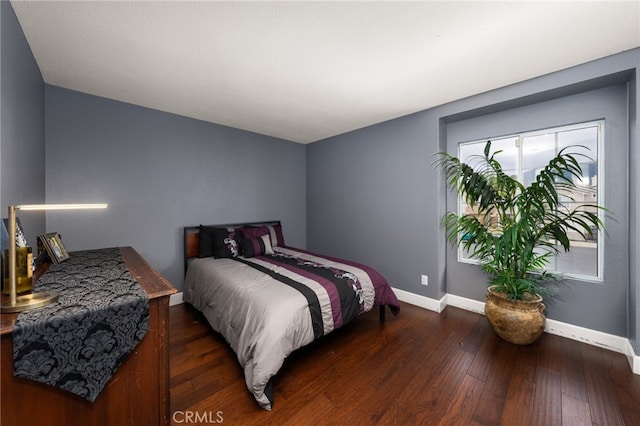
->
2;247;34;295
484;285;546;345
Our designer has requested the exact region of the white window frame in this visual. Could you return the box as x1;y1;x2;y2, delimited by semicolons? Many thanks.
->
456;120;605;283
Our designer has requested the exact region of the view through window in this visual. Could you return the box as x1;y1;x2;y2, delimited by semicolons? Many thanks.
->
457;121;604;281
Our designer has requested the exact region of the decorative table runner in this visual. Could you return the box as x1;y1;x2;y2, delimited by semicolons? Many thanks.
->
11;248;149;402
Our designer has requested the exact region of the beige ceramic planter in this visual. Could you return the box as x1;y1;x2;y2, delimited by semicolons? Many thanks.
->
484;286;546;345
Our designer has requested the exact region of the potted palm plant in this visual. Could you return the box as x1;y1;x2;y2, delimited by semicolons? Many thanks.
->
433;141;607;344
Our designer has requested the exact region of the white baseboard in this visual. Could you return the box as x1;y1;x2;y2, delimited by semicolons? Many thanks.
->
391;287;447;313
546;320;640;375
625;339;640;375
545;318;625;353
395;290;639;375
445;293;486;315
171;288;639;375
169;292;184;306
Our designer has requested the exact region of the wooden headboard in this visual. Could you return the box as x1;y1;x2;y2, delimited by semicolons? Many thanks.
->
183;221;281;275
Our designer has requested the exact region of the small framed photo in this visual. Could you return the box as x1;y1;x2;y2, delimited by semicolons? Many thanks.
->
38;233;70;264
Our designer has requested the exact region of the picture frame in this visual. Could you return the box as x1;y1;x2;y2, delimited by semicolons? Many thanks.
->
38;232;70;264
2;217;28;251
3;217;37;272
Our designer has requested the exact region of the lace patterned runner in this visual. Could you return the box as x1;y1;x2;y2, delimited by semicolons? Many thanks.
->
11;248;149;402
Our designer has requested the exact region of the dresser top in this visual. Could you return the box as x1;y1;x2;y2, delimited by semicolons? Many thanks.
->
1;246;176;335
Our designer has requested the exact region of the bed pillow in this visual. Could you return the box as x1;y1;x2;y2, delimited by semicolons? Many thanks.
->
241;226;269;239
241;234;274;258
265;223;285;247
243;223;285;247
211;227;242;258
198;225;217;258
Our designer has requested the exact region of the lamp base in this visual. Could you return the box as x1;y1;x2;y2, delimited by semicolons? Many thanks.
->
0;291;59;313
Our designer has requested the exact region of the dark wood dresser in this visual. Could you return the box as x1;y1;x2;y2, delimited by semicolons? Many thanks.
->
0;247;176;425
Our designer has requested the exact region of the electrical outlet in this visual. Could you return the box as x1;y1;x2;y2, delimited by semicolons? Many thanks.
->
421;275;428;286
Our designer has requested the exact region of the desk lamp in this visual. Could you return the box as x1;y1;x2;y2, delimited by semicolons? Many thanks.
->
1;203;108;313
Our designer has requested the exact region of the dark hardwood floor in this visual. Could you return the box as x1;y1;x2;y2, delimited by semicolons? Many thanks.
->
169;302;640;425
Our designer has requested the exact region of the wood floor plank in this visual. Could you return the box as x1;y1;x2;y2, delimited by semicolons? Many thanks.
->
466;330;501;383
500;345;538;425
470;340;519;425
559;334;590;403
537;333;564;373
562;393;593;425
374;329;463;425
458;312;492;355
603;344;640;425
413;340;476;425
169;302;640;425
334;322;440;422
531;366;562;426
437;374;485;426
581;343;626;425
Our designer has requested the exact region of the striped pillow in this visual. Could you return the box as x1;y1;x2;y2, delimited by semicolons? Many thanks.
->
241;234;274;258
242;224;285;247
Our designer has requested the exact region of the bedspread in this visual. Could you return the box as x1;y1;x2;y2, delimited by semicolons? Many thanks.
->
183;247;399;409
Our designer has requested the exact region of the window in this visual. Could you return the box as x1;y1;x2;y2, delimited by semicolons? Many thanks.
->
457;120;604;281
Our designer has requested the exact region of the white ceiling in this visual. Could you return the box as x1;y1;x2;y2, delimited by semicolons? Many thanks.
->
10;1;640;144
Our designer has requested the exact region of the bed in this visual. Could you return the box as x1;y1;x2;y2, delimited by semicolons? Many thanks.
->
182;221;400;410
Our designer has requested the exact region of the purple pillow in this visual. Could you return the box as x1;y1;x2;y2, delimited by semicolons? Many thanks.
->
242;224;285;247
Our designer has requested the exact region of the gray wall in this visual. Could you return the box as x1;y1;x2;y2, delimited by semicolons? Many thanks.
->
0;0;46;246
307;49;639;350
630;67;639;354
306;109;446;298
45;86;306;291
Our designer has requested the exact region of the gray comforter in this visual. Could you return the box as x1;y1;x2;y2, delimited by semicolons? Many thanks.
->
183;247;399;409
